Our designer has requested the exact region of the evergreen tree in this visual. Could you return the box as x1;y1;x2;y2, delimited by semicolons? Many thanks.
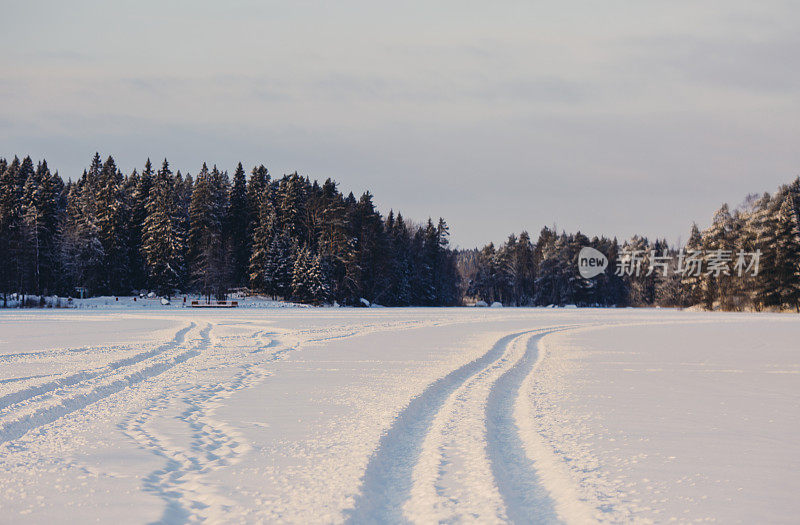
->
384;211;413;305
0;153;464;308
468;242;499;303
290;246;332;304
680;223;704;307
188;163;229;301
534;232;571;306
264;230;295;299
128;159;155;291
701;204;735;309
247;165;270;231
62;176;104;295
95;155;130;294
0;157;24;303
20;160;62;296
346;192;388;304
771;193;800;310
141;159;184;298
276;173;307;241
308;251;333;304
173;170;194;291
228;162;250;287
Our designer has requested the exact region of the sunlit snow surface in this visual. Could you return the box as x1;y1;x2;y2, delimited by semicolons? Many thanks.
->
0;308;797;523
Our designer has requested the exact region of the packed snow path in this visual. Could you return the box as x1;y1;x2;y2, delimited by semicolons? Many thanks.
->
0;308;798;523
348;328;570;523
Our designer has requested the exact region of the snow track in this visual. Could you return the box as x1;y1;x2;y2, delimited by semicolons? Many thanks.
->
0;322;194;411
120;363;270;523
485;330;566;524
348;326;572;524
0;322;204;444
3;309;794;523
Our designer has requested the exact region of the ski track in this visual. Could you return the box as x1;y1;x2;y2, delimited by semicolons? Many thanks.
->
0;313;652;523
0;323;205;445
0;322;194;411
118;319;436;523
346;325;574;524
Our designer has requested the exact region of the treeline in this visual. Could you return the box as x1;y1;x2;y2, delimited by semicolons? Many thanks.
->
0;154;459;306
460;230;629;307
463;178;800;311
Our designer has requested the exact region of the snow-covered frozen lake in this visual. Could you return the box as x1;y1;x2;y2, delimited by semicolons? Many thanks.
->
0;308;798;523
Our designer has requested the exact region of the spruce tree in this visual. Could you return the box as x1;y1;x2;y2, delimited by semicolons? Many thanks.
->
188;163;232;300
20;160;62;296
228;162;250;287
189;164;220;300
128;160;155;291
173;170;194;291
701;204;735;309
385;211;413;305
346;192;388;304
291;246;333;305
62;176;104;295
308;252;333;304
265;230;295;299
680;223;704;306
95;156;129;294
318;179;351;301
141;159;184;299
0;157;24;303
772;193;800;310
275;173;308;243
0;152;468;307
249;203;276;293
290;245;313;302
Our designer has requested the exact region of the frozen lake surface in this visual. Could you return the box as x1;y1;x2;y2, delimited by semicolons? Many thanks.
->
0;308;798;523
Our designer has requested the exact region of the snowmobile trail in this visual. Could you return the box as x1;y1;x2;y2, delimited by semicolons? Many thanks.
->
485;329;567;524
2;310;798;523
0;322;201;445
0;322;194;411
346;326;571;524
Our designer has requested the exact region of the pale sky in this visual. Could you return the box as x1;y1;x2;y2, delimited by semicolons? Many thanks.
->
2;1;799;248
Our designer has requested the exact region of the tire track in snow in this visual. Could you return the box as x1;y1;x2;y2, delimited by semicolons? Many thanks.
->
0;323;206;445
402;332;531;523
485;329;570;524
401;326;572;524
345;328;564;524
0;322;194;411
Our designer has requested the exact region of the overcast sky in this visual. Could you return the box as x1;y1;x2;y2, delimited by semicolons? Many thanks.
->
2;1;799;248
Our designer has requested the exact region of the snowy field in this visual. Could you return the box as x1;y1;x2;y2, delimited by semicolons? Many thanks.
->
0;308;798;523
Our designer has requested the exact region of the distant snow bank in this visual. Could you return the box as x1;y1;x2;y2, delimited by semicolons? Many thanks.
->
0;294;312;310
